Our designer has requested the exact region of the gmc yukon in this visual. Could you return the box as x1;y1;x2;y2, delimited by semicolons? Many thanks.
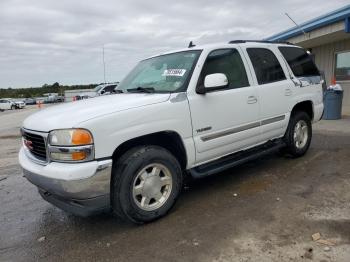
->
19;40;324;223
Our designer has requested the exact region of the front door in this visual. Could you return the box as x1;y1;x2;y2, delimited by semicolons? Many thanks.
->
187;48;261;165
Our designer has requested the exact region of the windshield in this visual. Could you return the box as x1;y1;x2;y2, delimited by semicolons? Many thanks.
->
117;50;201;93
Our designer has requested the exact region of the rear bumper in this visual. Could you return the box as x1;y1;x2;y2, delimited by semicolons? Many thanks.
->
19;147;112;216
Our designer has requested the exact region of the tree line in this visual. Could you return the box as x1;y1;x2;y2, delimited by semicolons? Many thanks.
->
0;82;99;99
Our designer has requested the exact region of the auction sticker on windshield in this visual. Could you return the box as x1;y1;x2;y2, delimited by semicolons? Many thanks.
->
163;69;186;77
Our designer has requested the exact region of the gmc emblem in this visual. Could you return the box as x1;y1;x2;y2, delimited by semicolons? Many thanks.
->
24;139;33;150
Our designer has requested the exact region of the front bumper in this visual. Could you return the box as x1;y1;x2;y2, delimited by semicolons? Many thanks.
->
19;147;112;216
15;104;25;109
313;102;324;122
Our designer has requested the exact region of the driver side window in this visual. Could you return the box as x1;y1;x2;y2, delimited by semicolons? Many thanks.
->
200;49;250;90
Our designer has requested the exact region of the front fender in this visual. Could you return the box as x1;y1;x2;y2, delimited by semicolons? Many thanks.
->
79;97;196;167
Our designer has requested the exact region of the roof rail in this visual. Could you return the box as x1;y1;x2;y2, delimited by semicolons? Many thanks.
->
228;40;295;45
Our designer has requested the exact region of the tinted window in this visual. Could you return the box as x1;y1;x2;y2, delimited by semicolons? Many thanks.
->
247;48;286;85
104;85;117;93
279;47;319;77
201;49;249;89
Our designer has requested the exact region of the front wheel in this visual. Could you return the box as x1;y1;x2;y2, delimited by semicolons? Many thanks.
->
111;146;183;224
283;111;312;157
11;105;16;110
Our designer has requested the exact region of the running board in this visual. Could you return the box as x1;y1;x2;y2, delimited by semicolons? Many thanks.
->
189;139;285;179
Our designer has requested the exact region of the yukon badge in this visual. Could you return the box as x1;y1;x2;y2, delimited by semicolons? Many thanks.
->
196;126;212;133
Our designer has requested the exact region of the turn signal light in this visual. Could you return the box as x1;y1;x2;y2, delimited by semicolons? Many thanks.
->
72;129;93;145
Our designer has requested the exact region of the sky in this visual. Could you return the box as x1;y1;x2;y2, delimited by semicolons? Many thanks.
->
0;0;349;88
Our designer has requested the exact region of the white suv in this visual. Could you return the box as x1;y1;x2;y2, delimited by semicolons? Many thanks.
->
19;41;324;223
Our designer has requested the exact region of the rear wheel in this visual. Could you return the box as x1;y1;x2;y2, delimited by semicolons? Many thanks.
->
111;146;183;224
283;111;312;157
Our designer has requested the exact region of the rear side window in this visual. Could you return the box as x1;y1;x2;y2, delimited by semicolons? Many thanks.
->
201;49;249;89
278;47;319;77
247;48;286;85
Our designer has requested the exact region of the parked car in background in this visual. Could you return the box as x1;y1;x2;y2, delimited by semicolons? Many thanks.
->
24;98;37;105
13;100;26;109
35;98;45;105
93;83;119;96
64;89;97;102
74;95;90;101
0;99;15;111
57;96;65;102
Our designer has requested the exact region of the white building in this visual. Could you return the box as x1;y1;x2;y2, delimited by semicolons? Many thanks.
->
266;4;350;114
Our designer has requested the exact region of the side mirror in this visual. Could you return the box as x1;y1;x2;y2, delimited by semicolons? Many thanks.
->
205;73;228;88
196;73;229;94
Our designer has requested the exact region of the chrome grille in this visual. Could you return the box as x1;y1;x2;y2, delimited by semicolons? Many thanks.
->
22;130;47;161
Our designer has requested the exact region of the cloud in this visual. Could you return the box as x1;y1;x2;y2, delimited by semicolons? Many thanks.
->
0;0;349;88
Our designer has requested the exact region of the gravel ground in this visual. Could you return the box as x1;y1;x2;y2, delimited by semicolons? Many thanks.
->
1;106;350;262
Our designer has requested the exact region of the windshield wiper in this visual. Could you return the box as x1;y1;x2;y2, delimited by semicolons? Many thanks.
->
126;87;155;93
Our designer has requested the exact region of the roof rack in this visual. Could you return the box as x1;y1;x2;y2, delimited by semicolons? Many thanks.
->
228;40;295;45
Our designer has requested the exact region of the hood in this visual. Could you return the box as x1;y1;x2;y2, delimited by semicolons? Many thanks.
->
23;93;170;132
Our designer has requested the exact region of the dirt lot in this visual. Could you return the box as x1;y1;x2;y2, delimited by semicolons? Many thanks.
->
1;106;350;262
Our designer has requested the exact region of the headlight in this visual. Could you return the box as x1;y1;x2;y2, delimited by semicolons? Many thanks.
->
48;129;94;162
49;129;93;146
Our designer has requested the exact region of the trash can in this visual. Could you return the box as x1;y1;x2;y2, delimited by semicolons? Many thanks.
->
322;90;343;120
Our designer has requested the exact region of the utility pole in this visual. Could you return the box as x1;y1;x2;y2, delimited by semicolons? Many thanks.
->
103;45;106;84
285;13;307;38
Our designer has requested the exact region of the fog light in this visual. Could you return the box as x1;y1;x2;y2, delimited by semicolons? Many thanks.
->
50;152;87;161
49;145;93;162
50;152;78;161
72;151;87;161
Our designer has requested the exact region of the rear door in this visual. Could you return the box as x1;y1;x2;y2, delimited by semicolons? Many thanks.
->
242;46;293;142
278;46;323;119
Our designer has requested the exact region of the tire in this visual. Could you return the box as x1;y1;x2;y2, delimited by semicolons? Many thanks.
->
11;105;15;110
283;111;312;157
111;146;183;224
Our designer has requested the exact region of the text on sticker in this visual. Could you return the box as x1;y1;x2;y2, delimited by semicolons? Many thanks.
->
163;69;186;77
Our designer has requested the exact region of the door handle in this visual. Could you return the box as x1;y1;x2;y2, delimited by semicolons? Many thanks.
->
247;96;258;104
285;88;292;96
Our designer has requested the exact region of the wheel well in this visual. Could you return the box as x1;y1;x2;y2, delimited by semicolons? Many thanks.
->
112;131;187;170
291;101;313;120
